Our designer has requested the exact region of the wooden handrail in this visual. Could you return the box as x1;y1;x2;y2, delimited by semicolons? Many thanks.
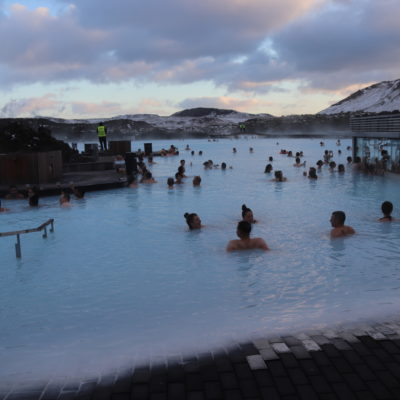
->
0;218;54;237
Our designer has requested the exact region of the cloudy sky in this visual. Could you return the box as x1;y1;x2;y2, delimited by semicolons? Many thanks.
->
0;0;399;118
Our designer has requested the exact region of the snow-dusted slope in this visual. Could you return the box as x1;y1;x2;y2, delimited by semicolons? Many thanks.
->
319;79;400;114
39;108;275;136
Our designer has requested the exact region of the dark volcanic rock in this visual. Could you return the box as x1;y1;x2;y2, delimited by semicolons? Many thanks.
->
0;121;75;161
172;107;240;117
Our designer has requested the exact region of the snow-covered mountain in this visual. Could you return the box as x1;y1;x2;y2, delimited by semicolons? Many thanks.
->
319;79;400;114
37;108;275;138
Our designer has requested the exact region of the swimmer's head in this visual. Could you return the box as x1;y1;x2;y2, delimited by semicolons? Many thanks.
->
167;177;174;187
295;157;301;164
331;211;346;227
236;220;251;238
264;164;273;173
221;162;227;170
274;170;283;180
381;201;393;217
192;176;201;186
184;212;201;230
242;204;254;223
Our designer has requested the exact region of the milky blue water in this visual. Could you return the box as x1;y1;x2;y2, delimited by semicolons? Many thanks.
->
1;137;400;382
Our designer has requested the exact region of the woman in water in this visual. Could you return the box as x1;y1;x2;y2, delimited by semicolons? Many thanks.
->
242;204;257;224
184;213;202;230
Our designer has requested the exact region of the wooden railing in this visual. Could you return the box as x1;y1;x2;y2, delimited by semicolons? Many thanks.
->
0;219;55;258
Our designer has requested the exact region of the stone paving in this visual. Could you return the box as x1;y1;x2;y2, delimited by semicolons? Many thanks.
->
3;320;400;399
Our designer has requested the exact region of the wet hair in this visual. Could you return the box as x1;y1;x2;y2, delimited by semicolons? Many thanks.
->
295;157;301;164
175;172;181;179
221;162;227;170
167;177;174;186
177;166;185;175
184;212;198;229
381;201;393;218
191;151;195;156
308;167;318;179
62;193;71;202
241;204;252;219
295;152;300;157
332;211;346;225
192;176;201;185
264;164;273;173
180;159;185;165
347;156;353;163
274;170;283;180
268;156;273;162
329;161;336;169
338;164;345;172
199;151;203;155
237;220;251;236
316;160;323;167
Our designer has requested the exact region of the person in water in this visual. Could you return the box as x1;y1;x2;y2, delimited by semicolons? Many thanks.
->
27;186;39;207
293;157;304;167
192;176;201;186
242;204;257;223
70;183;85;199
175;172;183;184
5;185;24;199
226;221;269;251
308;167;318;179
167;177;175;189
264;164;273;173
59;192;71;207
330;211;355;238
379;201;394;221
272;170;287;182
184;212;202;230
141;171;157;184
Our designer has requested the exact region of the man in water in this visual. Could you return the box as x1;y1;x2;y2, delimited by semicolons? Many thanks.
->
330;211;355;238
227;221;269;251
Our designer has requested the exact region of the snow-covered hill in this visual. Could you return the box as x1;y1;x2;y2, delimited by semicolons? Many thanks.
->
319;79;400;114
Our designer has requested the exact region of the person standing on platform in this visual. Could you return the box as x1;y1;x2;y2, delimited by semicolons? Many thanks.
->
97;122;107;151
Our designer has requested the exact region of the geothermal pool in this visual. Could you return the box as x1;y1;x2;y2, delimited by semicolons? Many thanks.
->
1;137;400;382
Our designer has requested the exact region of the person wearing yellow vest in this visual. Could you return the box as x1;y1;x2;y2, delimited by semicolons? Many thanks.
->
97;122;107;151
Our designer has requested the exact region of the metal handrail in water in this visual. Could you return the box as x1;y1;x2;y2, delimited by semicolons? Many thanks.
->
0;218;55;258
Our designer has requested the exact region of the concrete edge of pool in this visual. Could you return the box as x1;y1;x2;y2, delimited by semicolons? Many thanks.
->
2;316;400;400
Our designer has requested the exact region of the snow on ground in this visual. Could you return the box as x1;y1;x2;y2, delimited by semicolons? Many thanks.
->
320;79;400;114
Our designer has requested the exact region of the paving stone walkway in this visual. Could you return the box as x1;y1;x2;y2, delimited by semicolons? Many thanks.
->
3;320;400;399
